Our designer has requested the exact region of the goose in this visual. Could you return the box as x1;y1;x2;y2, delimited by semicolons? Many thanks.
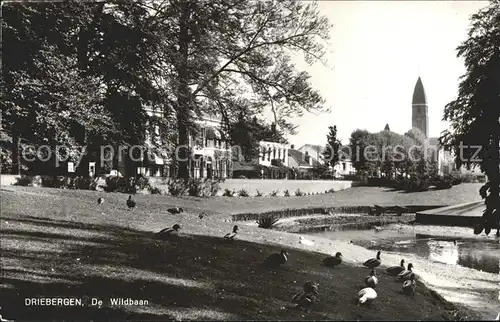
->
292;281;319;312
357;287;377;305
199;212;208;219
365;269;378;288
402;274;416;295
167;207;183;215
223;225;239;240
262;249;288;269
385;259;406;276
97;197;104;205
363;251;381;269
396;263;414;281
126;195;136;210
323;252;342;267
299;236;314;246
155;224;181;240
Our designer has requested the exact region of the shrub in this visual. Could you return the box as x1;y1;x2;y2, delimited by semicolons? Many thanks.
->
255;190;263;197
432;175;453;190
256;215;280;229
223;189;235;197
295;189;304;197
405;176;430;192
269;190;279;197
284;189;290;197
167;179;189;196
187;178;211;197
14;175;33;186
105;176;136;193
451;175;462;185
149;186;163;195
327;188;336;193
238;189;249;197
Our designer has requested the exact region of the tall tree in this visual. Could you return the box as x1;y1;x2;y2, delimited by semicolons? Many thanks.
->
152;0;331;179
323;126;341;176
440;1;500;236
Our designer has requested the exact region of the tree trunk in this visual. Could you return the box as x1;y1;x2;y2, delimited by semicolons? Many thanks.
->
11;128;20;175
175;0;192;180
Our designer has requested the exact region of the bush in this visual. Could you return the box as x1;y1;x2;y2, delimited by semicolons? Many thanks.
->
238;189;249;197
14;175;34;186
405;176;431;192
295;189;304;197
284;189;290;197
269;190;279;197
255;190;263;197
165;178;221;197
256;215;280;229
432;175;453;190
148;186;163;195
223;189;235;197
327;188;336;193
105;176;137;193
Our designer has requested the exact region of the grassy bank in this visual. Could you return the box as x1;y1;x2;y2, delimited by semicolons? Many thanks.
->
0;186;479;320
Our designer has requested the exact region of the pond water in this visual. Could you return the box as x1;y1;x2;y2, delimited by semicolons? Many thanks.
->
307;226;500;274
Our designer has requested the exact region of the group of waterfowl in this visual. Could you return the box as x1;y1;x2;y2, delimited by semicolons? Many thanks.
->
258;247;417;311
357;252;416;305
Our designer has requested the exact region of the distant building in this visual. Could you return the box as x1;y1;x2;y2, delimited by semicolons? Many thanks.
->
118;111;232;179
189;112;232;179
409;77;476;176
297;144;325;165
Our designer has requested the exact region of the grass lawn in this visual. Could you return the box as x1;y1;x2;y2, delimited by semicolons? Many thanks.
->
0;186;477;320
2;183;483;218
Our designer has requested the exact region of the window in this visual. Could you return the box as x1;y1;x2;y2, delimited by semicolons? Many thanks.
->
342;163;346;171
267;148;271;161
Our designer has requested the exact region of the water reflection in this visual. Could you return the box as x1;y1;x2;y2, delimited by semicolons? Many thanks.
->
427;240;459;265
308;229;500;274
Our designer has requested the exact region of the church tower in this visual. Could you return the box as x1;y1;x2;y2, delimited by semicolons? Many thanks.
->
412;77;428;138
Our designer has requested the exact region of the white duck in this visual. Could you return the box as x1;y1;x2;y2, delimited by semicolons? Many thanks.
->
299;236;314;246
357;287;377;305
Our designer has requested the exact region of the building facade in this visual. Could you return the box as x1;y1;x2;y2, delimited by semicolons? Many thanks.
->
259;141;289;167
189;112;232;179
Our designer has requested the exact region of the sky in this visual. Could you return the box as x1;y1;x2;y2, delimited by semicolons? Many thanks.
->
281;0;489;148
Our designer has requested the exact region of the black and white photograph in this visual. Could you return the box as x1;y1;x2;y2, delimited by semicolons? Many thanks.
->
1;0;499;320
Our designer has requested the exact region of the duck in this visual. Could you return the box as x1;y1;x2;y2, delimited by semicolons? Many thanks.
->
167;207;183;215
396;263;414;281
374;226;382;232
323;252;342;267
365;269;378;288
262;249;288;268
292;281;319;312
363;250;381;269
223;225;239;240
97;197;104;205
155;224;181;240
126;195;136;210
299;236;314;246
385;259;406;276
357;287;377;305
402;274;416;296
199;212;208;219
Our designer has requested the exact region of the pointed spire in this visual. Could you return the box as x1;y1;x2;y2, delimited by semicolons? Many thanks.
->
412;77;427;105
384;123;390;131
